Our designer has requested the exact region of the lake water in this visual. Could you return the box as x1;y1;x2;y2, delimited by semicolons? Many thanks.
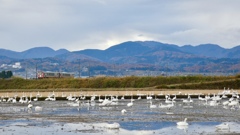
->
0;97;240;135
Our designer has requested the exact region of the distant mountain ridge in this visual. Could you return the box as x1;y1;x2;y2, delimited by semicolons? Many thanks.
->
71;41;240;63
1;41;240;62
1;41;240;74
0;47;69;59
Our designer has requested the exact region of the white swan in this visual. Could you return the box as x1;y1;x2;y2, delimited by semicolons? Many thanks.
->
183;96;193;103
33;96;38;101
159;103;170;109
165;98;173;104
68;101;80;107
198;95;205;101
172;94;177;101
215;123;230;130
212;94;222;101
98;95;104;102
222;100;229;106
12;97;17;103
121;109;127;114
127;95;134;107
222;94;228;99
111;96;118;102
35;106;43;112
177;118;188;126
149;101;157;108
209;100;219;106
228;100;239;106
99;99;112;106
49;96;56;101
127;100;133;107
146;94;152;100
28;103;33;109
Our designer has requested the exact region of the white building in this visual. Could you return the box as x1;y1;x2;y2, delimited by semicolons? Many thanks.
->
12;62;22;69
0;64;7;68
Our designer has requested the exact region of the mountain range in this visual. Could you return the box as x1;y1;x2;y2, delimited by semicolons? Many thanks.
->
0;41;240;74
0;47;69;59
1;41;240;60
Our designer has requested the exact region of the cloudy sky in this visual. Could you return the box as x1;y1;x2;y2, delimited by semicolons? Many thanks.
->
0;0;240;52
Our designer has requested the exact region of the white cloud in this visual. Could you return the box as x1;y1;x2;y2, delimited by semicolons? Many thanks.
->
0;0;240;52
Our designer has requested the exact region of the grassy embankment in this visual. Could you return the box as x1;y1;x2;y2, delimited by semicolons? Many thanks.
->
0;75;240;92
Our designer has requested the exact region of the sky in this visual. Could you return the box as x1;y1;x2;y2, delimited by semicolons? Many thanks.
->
0;0;240;52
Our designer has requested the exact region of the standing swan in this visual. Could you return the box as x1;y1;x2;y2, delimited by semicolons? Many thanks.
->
127;100;133;107
177;118;188;126
127;94;134;107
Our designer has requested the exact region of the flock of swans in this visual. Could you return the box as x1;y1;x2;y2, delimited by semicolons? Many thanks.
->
0;87;239;131
0;87;239;111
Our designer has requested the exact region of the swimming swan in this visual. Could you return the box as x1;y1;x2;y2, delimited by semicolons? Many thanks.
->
177;118;188;126
215;123;230;130
35;106;43;112
106;122;120;129
121;109;127;114
149;101;157;108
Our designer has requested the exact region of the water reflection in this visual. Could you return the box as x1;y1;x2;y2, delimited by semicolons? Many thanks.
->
177;125;188;132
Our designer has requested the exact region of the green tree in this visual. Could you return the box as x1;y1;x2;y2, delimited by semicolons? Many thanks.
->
0;70;13;78
6;71;13;78
0;71;2;78
1;71;6;78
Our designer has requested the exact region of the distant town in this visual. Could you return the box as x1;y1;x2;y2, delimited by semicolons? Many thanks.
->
0;61;237;79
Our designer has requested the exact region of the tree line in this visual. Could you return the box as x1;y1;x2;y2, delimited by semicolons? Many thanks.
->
0;70;13;79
